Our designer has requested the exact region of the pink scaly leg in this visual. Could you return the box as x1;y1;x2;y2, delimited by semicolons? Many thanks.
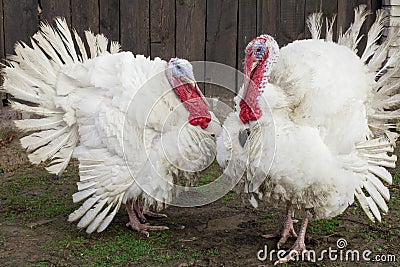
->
125;200;169;237
132;200;167;224
132;200;147;224
274;215;313;265
262;207;298;248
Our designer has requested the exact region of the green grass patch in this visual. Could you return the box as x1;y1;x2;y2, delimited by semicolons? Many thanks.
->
207;248;220;256
51;227;198;266
392;171;400;184
358;227;379;241
198;161;222;186
222;190;238;205
32;261;52;267
308;218;341;235
80;235;155;266
189;250;202;259
1;165;78;222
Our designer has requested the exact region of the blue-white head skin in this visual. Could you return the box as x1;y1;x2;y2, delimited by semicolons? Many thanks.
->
250;40;268;72
166;58;196;87
166;58;211;129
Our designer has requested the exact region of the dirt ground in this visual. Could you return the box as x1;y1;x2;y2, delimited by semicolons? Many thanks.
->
1;104;399;267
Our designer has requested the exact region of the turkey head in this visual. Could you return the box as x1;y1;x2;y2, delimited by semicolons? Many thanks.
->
166;58;211;129
240;35;279;124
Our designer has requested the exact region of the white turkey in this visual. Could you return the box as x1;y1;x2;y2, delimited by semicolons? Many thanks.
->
2;18;221;236
217;6;400;264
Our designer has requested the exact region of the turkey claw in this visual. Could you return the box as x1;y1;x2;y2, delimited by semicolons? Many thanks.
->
126;222;169;237
143;210;168;218
263;217;298;248
136;211;167;224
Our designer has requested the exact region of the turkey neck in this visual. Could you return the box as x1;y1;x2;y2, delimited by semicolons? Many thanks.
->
239;63;265;124
240;37;279;124
173;83;211;129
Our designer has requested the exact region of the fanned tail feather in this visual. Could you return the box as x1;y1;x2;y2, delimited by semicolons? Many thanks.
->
351;137;394;222
325;15;337;42
97;199;123;232
2;17;121;175
338;5;370;52
77;198;109;229
367;27;400;140
342;5;398;220
355;187;377;222
336;4;400;148
307;12;323;40
68;159;128;233
308;5;398;223
361;9;389;63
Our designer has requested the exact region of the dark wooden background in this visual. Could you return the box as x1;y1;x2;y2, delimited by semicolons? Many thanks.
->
0;0;382;99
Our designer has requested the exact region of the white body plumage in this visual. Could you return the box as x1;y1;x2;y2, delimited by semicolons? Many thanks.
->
3;19;220;233
218;8;399;222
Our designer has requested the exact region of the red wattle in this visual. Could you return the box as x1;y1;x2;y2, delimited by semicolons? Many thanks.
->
239;100;262;123
174;84;211;129
240;60;265;124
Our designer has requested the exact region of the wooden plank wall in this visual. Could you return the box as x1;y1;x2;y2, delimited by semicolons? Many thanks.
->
383;0;400;80
0;0;382;100
383;0;400;52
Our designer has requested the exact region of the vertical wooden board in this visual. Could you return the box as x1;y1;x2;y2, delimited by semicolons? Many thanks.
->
367;0;382;36
304;0;321;40
71;0;100;35
0;0;4;60
337;0;357;36
99;0;119;42
338;0;371;55
305;0;322;15
359;0;383;45
257;0;280;40
3;0;38;55
366;0;381;26
175;0;206;61
370;0;381;12
205;0;238;68
359;0;372;53
322;0;338;40
279;0;306;45
150;0;175;59
0;0;4;101
205;0;238;99
120;0;150;55
176;0;206;93
237;0;256;96
40;0;71;24
237;0;257;72
304;0;338;40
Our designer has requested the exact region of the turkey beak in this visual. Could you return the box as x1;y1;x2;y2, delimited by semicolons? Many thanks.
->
183;77;197;89
188;79;196;88
181;72;197;88
183;76;209;107
251;61;259;73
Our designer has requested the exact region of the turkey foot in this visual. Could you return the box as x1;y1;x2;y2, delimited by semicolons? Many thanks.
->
143;210;168;218
126;200;169;237
132;201;167;224
262;208;298;248
274;216;314;265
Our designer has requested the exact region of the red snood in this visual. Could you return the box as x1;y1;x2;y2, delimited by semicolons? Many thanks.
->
239;70;263;124
174;84;211;129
